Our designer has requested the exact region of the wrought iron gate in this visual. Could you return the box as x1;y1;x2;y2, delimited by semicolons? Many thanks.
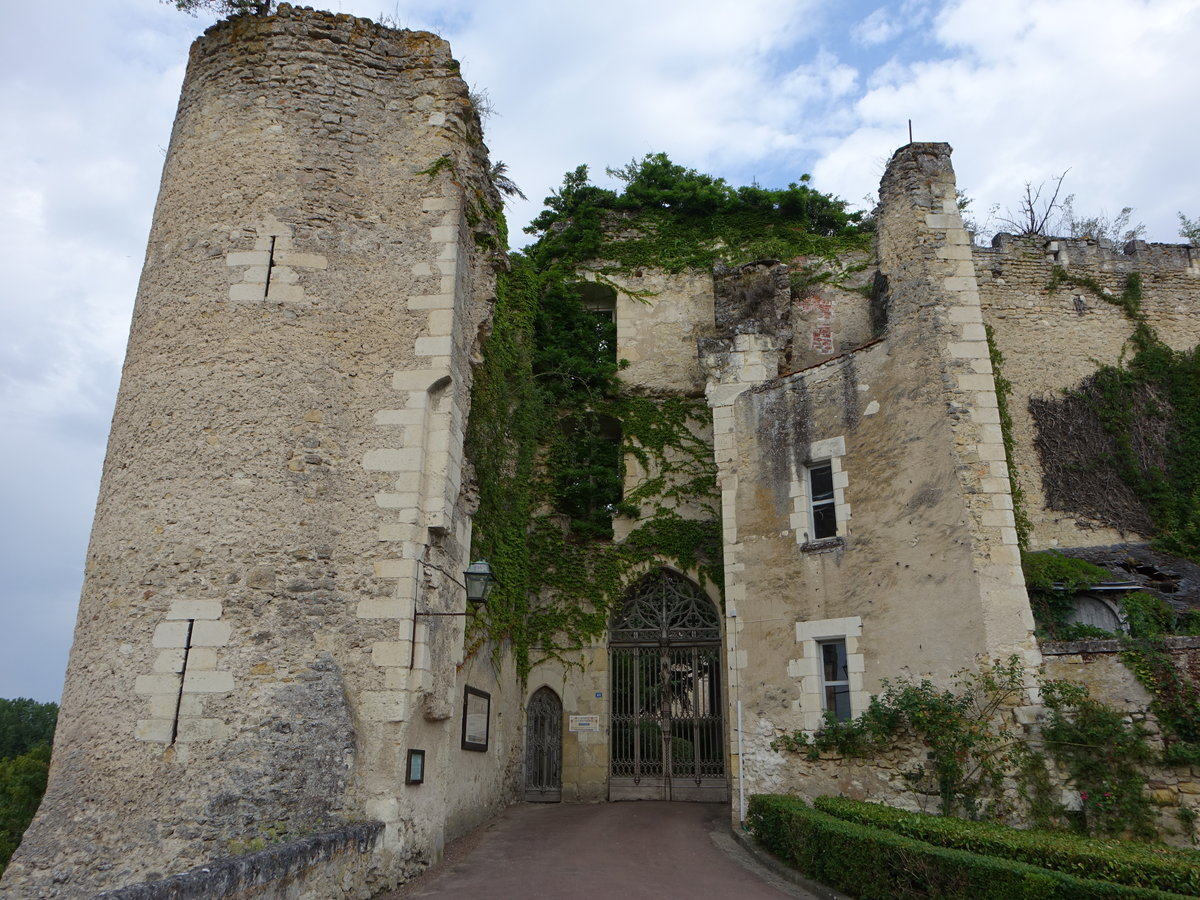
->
609;569;726;801
525;686;562;801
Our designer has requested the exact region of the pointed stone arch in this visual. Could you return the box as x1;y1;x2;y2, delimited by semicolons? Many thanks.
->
608;567;726;801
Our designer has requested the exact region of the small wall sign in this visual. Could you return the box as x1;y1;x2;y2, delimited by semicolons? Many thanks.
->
461;686;491;751
569;714;601;733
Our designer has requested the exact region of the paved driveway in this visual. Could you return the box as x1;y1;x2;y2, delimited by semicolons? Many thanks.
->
378;801;823;899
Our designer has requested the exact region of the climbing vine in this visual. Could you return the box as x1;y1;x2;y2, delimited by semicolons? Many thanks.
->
465;154;868;678
1020;548;1200;765
772;657;1029;819
771;656;1160;837
1020;550;1111;639
986;324;1031;547
1035;269;1200;561
1026;267;1200;759
1117;593;1200;765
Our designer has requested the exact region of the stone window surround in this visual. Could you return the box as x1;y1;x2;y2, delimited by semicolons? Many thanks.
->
791;616;865;732
789;435;850;549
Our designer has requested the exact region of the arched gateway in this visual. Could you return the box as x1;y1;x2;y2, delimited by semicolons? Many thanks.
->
608;569;727;801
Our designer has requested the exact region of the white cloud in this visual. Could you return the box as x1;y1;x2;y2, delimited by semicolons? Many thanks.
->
3;0;1199;702
813;0;1200;241
855;8;903;45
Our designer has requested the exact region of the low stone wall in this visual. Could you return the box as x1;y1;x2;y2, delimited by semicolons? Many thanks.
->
754;639;1200;845
89;822;386;900
1043;637;1200;842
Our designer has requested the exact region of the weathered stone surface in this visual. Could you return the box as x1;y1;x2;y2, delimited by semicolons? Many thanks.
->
2;6;518;898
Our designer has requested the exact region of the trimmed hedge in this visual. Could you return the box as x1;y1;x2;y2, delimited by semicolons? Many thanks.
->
814;795;1200;897
745;795;1193;900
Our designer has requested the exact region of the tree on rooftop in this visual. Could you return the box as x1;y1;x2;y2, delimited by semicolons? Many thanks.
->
164;0;274;16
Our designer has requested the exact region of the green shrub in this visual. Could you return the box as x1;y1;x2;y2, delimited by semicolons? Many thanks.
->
0;744;51;875
746;795;1193;900
813;796;1200;896
1021;550;1112;636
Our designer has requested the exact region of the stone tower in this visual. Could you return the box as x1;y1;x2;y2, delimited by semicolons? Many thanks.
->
4;7;517;897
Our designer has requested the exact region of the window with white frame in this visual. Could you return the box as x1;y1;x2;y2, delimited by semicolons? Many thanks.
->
819;639;851;721
808;461;837;540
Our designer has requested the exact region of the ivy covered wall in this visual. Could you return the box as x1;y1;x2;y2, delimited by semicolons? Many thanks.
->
463;154;870;678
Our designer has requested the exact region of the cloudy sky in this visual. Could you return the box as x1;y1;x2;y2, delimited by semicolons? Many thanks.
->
2;0;1197;703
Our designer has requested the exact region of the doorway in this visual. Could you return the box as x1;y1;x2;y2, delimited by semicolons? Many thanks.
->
525;686;562;802
608;569;726;801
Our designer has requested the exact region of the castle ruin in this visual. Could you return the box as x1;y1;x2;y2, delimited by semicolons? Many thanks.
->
4;6;1199;898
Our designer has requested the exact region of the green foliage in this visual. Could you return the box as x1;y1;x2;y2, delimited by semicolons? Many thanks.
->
1021;551;1111;595
1059;196;1146;245
1039;681;1157;838
468;154;861;677
1179;213;1200;245
163;0;273;16
813;795;1200;896
0;699;56;872
745;795;1189;900
770;657;1165;840
466;256;723;677
1047;269;1200;561
0;699;57;760
1020;550;1110;637
1120;592;1176;639
986;325;1031;546
1120;635;1200;762
772;657;1029;817
525;153;870;276
0;744;51;875
1053;623;1118;640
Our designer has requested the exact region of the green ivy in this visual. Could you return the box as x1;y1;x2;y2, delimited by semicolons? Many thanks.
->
986;325;1031;547
464;155;872;677
1020;550;1111;637
1047;270;1200;561
525;153;872;277
464;155;870;678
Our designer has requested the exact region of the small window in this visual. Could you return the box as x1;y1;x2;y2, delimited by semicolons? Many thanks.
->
819;640;851;721
808;462;836;539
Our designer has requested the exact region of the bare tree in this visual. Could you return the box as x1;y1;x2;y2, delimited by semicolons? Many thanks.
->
995;171;1069;236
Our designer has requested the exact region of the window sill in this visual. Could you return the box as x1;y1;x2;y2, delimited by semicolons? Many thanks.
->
800;536;845;554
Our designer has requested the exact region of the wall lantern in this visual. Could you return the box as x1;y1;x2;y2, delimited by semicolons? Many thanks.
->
464;559;498;609
413;559;498;621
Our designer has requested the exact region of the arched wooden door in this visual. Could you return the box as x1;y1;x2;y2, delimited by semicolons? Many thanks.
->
524;686;562;802
609;569;726;801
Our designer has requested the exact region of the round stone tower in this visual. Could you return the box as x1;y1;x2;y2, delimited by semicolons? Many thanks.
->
4;6;515;896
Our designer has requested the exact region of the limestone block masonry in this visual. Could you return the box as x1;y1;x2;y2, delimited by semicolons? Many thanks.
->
976;234;1200;549
2;8;513;898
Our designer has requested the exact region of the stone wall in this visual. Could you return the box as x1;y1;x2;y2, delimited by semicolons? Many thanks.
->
89;823;385;900
4;8;517;898
976;234;1200;549
1043;636;1200;842
706;143;1040;814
